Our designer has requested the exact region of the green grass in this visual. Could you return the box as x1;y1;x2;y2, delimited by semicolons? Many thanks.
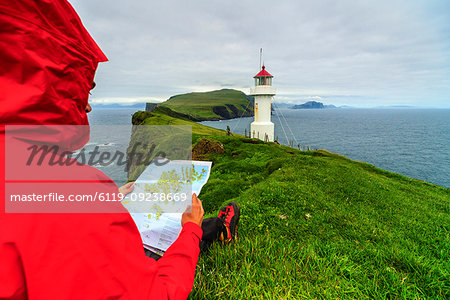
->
159;89;253;120
130;111;450;299
139;111;226;136
193;138;449;299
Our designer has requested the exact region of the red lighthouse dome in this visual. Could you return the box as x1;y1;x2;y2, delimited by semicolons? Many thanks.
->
253;65;273;86
253;65;273;78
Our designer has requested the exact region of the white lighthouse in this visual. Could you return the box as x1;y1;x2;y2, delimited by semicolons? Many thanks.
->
250;65;276;142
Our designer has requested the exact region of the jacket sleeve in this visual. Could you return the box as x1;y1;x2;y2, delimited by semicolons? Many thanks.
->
154;222;203;299
0;242;26;299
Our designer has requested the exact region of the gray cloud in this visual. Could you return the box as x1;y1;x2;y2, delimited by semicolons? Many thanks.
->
70;0;450;107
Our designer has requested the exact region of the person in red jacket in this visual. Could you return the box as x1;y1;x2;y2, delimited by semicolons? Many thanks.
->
0;0;233;299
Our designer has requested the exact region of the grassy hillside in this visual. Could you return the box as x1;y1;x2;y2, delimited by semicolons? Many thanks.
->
132;107;226;136
159;89;254;120
130;111;450;299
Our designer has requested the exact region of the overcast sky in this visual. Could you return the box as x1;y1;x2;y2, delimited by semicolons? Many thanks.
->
70;0;450;108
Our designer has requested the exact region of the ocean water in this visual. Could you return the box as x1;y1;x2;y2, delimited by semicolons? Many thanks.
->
88;108;450;188
86;108;137;185
88;107;139;125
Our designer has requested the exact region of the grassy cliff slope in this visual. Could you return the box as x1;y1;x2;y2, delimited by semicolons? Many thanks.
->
130;111;449;299
159;89;254;121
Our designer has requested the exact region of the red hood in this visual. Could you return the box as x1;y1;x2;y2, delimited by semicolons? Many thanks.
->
0;0;107;127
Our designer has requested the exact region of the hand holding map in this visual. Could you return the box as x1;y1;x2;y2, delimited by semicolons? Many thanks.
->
181;193;204;227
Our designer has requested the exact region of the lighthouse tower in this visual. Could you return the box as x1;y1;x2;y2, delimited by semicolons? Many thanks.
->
250;65;276;141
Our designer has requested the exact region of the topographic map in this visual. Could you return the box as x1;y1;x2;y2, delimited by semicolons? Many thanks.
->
121;160;212;254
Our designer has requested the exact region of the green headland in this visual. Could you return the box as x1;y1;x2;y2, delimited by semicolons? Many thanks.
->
128;102;449;299
151;89;254;121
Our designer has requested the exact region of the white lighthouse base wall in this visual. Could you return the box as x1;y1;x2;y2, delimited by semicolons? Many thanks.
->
250;122;274;142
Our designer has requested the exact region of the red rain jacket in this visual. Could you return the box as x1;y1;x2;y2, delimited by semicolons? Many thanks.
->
0;1;202;299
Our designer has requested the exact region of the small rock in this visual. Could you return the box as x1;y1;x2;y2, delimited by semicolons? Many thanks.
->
192;138;224;160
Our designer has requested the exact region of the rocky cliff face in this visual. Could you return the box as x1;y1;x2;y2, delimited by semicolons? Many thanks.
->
211;103;253;120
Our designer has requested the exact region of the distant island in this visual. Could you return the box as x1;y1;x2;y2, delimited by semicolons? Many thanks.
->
292;101;336;109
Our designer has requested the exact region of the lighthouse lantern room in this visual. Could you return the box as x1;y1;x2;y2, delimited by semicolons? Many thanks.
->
250;65;276;142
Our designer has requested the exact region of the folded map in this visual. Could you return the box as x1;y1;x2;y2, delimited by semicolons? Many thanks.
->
121;160;212;254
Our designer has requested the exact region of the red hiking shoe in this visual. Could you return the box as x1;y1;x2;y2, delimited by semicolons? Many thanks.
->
218;202;240;243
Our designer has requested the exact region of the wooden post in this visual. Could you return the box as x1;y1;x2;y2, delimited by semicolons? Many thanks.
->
226;125;231;136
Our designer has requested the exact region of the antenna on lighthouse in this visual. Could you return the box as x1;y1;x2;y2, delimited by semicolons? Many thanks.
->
259;48;263;70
